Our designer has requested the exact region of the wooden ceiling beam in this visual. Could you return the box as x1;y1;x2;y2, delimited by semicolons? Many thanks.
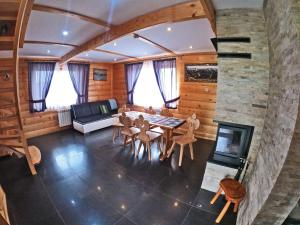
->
60;0;205;64
93;49;138;60
199;0;216;33
19;0;33;47
32;4;111;28
24;40;78;47
133;33;176;56
117;51;216;63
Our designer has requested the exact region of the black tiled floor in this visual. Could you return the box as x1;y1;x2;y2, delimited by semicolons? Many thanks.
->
0;128;236;225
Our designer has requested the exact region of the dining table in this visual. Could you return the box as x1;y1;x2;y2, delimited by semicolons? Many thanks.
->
112;111;186;161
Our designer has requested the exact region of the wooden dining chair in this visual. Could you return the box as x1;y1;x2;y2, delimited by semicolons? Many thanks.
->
145;106;156;115
112;105;130;143
160;108;173;117
151;108;174;154
135;115;162;160
120;112;140;153
167;113;200;166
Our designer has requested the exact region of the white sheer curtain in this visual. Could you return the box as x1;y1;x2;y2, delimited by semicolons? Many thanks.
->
46;64;77;110
133;61;164;108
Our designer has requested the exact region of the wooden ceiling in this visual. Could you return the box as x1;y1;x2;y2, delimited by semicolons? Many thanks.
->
0;0;217;62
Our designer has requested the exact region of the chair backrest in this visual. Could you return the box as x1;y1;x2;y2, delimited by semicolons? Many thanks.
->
119;112;133;134
160;108;173;117
135;115;151;142
145;106;156;115
118;105;130;113
185;113;200;138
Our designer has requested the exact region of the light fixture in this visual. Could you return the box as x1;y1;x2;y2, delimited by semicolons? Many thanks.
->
189;45;193;49
121;204;126;210
85;53;89;57
47;49;51;53
113;42;117;46
62;30;69;36
167;27;172;32
97;186;101;191
174;201;178;207
114;58;117;61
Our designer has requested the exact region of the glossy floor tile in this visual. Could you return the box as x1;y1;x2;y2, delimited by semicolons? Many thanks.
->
0;128;236;225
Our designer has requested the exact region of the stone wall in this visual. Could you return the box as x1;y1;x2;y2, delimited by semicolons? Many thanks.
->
237;0;300;225
214;10;269;166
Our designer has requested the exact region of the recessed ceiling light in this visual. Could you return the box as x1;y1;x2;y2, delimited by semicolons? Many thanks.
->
47;49;51;53
113;42;117;46
62;31;69;36
167;27;172;32
189;45;193;49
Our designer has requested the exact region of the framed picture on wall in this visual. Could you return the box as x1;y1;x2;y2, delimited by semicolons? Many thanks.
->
93;68;107;81
184;64;218;82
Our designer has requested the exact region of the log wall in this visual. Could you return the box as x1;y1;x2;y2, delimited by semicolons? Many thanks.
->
18;60;113;138
112;53;218;140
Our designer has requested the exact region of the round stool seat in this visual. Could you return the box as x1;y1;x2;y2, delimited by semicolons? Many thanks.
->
15;145;41;165
220;178;246;201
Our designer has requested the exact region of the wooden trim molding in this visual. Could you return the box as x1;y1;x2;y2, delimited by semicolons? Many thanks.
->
32;4;111;28
133;33;176;56
24;40;78;47
19;0;34;47
60;1;205;64
199;0;216;33
93;49;138;60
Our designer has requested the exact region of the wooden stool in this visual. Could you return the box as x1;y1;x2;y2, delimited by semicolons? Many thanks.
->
210;178;246;224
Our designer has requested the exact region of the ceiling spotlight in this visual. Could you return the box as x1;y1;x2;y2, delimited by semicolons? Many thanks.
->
167;27;172;32
189;45;193;49
47;49;51;53
62;31;69;36
113;42;117;46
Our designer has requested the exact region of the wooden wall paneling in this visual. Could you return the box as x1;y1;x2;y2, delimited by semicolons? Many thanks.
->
111;53;218;140
16;60;114;138
176;54;217;140
88;63;113;101
112;63;127;106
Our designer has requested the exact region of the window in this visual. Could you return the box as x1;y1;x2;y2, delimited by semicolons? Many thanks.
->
46;64;77;110
133;61;164;108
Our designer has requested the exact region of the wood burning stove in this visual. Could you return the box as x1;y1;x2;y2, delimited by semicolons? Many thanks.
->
210;121;254;168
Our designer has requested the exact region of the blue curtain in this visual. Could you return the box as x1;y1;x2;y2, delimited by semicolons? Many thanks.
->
28;62;56;112
67;63;90;104
153;59;179;108
125;62;143;104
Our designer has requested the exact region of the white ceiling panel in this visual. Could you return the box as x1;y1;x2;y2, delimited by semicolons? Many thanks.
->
25;11;107;45
212;0;264;9
20;44;74;57
75;50;126;62
98;34;165;58
34;0;190;25
0;51;13;58
136;19;216;54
